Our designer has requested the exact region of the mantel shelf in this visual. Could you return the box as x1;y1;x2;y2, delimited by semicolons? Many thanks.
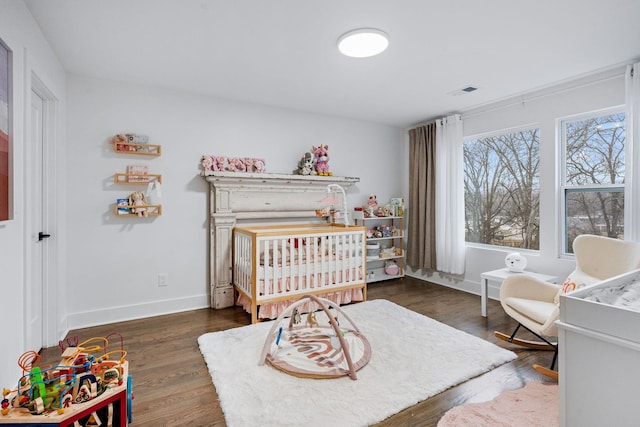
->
202;171;359;189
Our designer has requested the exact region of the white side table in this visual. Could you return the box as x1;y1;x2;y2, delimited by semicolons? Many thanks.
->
480;267;558;317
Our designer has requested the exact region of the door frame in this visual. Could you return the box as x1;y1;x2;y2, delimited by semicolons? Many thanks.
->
26;72;59;348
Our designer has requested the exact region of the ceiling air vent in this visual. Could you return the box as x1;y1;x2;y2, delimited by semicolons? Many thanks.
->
448;85;479;96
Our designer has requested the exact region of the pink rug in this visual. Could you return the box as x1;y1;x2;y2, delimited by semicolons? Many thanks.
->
438;382;558;427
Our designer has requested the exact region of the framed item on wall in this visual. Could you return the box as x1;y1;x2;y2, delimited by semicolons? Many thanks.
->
0;38;11;221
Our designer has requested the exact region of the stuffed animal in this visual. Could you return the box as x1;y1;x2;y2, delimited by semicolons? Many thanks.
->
295;151;315;175
128;191;148;217
312;145;332;176
315;206;331;218
363;194;378;217
377;205;393;217
368;194;378;210
307;311;319;328
385;260;399;275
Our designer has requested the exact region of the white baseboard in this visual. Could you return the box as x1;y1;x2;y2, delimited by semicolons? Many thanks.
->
405;270;502;301
65;294;209;331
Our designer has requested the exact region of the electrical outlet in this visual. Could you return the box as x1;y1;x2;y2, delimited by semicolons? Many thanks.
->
158;273;168;287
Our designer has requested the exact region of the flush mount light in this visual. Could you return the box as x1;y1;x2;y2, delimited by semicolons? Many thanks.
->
338;28;389;58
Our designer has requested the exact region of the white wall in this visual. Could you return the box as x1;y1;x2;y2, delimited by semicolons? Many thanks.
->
65;74;404;328
406;70;627;302
0;0;66;389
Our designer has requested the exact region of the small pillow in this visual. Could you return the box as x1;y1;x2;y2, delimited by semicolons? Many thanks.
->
553;272;600;304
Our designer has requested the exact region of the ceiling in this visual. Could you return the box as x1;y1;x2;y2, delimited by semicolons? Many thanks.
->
24;0;640;128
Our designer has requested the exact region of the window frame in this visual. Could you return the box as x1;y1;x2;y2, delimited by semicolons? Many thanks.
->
463;123;541;252
557;106;627;256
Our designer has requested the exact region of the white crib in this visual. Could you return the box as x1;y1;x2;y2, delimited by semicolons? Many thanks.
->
233;223;367;323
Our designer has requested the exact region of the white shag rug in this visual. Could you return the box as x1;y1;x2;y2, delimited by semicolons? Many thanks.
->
198;299;516;427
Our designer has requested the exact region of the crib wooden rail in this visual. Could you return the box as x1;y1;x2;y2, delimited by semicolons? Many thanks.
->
233;223;367;323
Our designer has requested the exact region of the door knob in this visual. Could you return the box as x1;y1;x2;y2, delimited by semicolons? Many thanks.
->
38;232;51;241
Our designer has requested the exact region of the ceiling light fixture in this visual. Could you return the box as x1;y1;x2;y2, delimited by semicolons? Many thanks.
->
338;28;389;58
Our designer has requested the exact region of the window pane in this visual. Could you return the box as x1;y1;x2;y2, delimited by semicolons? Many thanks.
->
561;110;626;254
565;112;625;186
565;189;624;253
464;128;540;250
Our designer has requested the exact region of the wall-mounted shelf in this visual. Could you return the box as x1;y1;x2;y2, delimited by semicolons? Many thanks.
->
114;142;162;156
115;204;162;217
114;173;162;184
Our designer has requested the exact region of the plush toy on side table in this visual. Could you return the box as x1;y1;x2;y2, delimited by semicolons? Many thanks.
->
129;191;148;217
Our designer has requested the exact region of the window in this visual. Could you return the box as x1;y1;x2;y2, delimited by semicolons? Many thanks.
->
464;127;540;250
560;109;625;254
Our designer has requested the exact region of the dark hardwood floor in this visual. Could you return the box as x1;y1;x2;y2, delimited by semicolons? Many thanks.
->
39;277;555;426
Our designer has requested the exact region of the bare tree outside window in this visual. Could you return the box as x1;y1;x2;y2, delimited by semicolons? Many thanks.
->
562;111;625;253
464;128;540;250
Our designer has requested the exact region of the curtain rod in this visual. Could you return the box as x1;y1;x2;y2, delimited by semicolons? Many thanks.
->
462;72;624;120
408;63;632;130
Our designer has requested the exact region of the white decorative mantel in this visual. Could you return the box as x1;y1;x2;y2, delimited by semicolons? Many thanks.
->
202;171;360;309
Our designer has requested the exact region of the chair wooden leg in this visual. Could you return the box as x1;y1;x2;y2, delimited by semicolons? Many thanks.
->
533;364;559;381
494;323;558;372
494;330;556;351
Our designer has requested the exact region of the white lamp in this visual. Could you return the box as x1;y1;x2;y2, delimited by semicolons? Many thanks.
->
505;252;527;273
338;28;389;58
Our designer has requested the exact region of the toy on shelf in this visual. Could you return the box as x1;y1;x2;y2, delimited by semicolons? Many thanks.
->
312;145;332;176
128;191;148;217
1;333;131;424
376;205;393;217
385;260;399;275
362;194;378;218
390;197;405;217
294;151;316;175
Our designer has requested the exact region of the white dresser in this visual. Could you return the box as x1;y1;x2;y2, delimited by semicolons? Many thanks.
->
557;269;640;427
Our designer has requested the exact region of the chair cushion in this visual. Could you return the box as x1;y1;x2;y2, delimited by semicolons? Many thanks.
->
504;297;557;325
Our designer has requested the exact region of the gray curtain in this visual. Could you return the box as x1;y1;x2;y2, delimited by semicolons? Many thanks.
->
407;124;436;270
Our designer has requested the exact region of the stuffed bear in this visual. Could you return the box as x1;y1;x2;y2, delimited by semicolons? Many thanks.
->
377;205;393;217
128;191;148;217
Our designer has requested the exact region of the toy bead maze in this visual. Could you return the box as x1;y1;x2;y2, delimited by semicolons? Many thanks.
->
258;295;371;380
1;333;132;426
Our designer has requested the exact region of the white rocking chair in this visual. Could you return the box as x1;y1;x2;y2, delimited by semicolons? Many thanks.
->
494;234;640;379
